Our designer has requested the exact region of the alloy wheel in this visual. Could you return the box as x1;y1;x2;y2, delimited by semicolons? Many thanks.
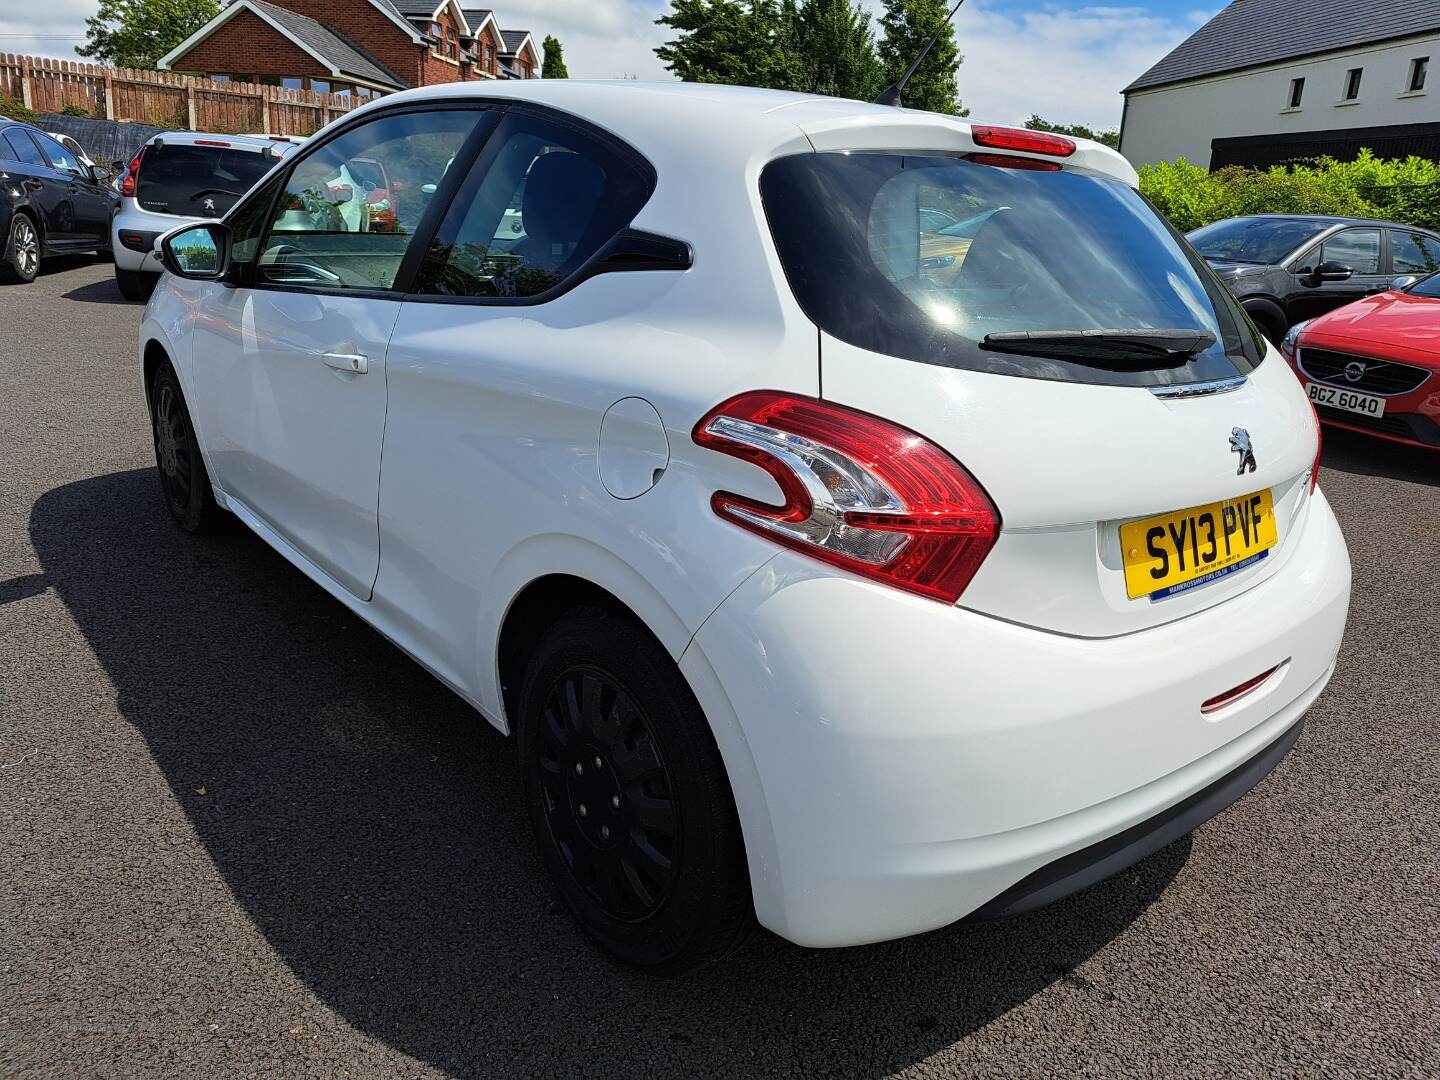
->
535;666;680;922
152;382;193;511
12;217;38;278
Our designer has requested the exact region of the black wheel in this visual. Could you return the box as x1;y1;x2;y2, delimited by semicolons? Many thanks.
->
1243;299;1286;348
149;361;222;532
1;212;40;283
516;606;753;973
116;267;156;301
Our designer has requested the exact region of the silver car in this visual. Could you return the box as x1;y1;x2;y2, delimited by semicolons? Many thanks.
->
111;132;293;300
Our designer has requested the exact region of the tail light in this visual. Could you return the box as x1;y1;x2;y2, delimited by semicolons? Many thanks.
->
971;126;1076;158
692;392;1000;603
1308;399;1323;495
120;146;146;198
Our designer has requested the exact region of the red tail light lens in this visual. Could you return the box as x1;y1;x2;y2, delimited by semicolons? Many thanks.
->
120;146;146;198
1201;663;1281;714
971;125;1076;158
966;152;1062;172
693;392;1000;603
1308;399;1323;495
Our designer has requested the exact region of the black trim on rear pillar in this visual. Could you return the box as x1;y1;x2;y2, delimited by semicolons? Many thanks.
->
970;718;1304;920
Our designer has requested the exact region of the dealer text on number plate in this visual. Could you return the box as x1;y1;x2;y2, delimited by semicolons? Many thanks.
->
1120;490;1277;601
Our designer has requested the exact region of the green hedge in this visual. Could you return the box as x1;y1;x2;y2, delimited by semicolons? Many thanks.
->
1139;149;1440;234
0;91;41;126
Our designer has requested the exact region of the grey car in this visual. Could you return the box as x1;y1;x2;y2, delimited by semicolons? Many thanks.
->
1186;214;1440;344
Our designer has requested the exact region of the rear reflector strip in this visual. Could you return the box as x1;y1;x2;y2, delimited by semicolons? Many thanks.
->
1201;663;1283;714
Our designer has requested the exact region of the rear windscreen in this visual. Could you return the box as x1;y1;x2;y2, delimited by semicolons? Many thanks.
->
760;152;1266;388
136;145;275;218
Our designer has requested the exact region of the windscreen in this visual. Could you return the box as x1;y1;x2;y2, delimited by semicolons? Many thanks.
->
136;145;275;217
760;152;1265;388
1187;216;1331;265
1409;272;1440;298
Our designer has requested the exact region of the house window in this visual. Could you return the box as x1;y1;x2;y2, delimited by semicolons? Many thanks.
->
1342;67;1362;100
210;74;231;83
1287;77;1304;108
1408;57;1429;93
282;77;304;90
311;79;330;94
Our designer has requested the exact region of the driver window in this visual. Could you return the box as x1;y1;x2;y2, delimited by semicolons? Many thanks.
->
257;109;480;291
1318;228;1381;274
32;131;83;174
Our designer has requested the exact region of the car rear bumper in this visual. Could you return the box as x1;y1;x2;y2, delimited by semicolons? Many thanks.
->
682;489;1350;948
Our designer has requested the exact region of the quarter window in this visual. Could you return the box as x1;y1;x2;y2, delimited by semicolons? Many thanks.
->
256;108;482;291
1391;232;1439;275
414;113;653;299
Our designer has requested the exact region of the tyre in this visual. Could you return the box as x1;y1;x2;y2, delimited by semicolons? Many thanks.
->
116;267;156;301
149;361;223;533
1242;299;1286;348
516;606;754;973
1;212;40;284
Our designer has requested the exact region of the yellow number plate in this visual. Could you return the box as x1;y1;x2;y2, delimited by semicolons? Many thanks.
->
1120;490;1277;601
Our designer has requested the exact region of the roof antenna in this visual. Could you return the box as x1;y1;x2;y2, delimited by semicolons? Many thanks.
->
872;0;968;108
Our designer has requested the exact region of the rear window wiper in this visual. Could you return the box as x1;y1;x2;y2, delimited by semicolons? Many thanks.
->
981;328;1217;366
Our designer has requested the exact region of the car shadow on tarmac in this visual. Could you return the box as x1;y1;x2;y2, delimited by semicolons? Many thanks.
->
1320;426;1438;487
31;468;1186;1077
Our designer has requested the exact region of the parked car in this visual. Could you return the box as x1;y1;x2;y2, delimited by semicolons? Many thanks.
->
1187;214;1440;345
1281;270;1440;450
139;83;1351;972
0;119;117;283
111;131;292;300
47;130;96;168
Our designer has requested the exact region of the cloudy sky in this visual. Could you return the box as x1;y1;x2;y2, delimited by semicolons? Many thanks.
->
0;0;1219;130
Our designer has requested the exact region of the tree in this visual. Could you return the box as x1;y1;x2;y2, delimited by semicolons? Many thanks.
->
791;0;884;101
1025;114;1120;150
78;0;219;69
541;34;569;79
654;0;802;91
877;0;965;115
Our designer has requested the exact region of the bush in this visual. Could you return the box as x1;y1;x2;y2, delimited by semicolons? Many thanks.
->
1139;149;1440;234
0;90;40;125
60;103;93;117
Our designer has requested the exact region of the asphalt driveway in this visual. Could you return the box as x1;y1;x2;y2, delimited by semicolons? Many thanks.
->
1;258;1437;1078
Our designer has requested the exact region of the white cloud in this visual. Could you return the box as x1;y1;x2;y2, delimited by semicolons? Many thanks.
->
944;3;1217;130
1;0;1217;124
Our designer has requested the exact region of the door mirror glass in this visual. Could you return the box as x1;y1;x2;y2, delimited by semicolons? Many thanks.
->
89;163;113;184
1391;274;1421;292
160;222;230;279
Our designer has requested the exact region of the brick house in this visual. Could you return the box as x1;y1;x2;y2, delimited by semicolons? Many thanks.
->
158;0;540;99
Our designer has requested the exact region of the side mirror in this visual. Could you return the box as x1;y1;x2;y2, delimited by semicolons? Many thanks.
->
110;158;125;172
1390;274;1421;292
88;163;113;184
1313;260;1354;284
159;222;231;280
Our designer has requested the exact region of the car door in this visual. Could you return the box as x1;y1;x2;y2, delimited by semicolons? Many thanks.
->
30;130;111;247
1;127;68;244
187;105;486;600
1287;226;1389;322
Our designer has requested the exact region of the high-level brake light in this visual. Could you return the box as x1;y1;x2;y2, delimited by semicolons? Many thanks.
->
693;392;1000;604
970;126;1077;158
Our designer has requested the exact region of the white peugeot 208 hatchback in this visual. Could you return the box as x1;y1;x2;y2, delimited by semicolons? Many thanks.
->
139;81;1351;972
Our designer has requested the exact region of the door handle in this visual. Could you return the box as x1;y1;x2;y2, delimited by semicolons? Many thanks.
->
322;352;369;374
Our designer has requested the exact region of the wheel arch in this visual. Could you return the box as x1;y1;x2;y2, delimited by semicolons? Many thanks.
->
1241;295;1288;344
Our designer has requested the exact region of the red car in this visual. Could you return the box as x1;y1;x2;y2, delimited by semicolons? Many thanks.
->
1281;271;1440;451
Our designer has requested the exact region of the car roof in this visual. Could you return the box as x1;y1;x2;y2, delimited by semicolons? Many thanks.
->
143;131;285;153
1218;213;1432;231
328;80;1139;186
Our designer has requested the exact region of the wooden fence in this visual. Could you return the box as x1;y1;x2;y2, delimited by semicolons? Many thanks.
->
0;54;358;137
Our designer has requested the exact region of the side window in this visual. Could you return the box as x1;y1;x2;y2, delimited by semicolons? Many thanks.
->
3;130;47;168
31;131;82;175
414;113;653;299
1391;231;1439;275
1319;228;1381;274
256;108;481;291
